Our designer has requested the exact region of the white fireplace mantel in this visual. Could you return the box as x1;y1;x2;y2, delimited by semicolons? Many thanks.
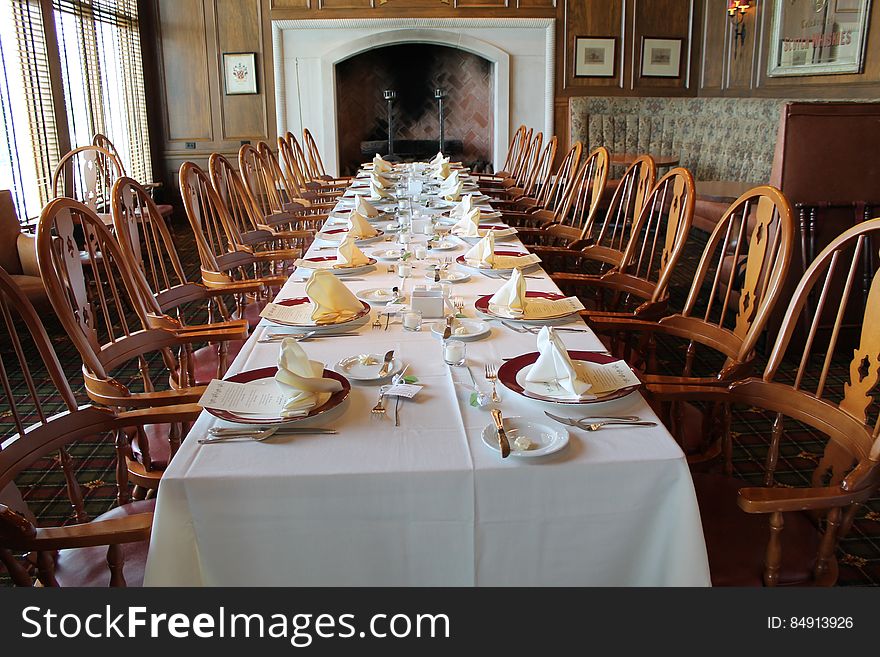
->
272;18;555;173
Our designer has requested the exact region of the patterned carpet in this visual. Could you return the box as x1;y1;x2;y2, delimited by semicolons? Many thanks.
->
1;218;878;586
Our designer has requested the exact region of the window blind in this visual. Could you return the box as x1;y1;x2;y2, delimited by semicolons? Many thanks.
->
0;0;61;223
53;0;151;184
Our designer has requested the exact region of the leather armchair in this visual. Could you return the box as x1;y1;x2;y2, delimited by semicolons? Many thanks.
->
0;190;50;311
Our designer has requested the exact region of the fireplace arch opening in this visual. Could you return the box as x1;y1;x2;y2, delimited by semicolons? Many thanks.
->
334;43;494;175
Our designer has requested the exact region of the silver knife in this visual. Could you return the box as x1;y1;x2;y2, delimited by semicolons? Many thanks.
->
543;411;646;427
377;349;395;377
209;426;337;436
490;408;511;458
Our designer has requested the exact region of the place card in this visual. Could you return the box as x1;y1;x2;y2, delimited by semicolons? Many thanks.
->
378;303;406;315
383;383;422;399
491;253;541;269
260;302;315;325
523;296;586;319
579;359;642;394
198;379;286;414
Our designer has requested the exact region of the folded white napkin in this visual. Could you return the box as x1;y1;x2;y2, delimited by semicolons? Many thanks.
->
450;194;473;218
442;182;463;202
347;211;379;238
372;154;392;173
275;339;344;417
306;269;364;323
336;236;370;267
430;151;445;165
370;171;392;189
355;196;380;218
524;327;590;398
439;170;459;190
464;230;495;268
488;267;526;317
370;181;394;200
451;206;481;237
432;161;452;180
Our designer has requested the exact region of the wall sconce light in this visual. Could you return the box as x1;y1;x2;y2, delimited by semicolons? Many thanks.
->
727;1;752;59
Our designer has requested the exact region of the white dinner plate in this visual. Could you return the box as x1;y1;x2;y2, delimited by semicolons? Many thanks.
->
423;269;470;283
426;240;458;251
334;354;403;382
372;248;405;261
480;417;569;458
356;287;402;304
429;318;490;341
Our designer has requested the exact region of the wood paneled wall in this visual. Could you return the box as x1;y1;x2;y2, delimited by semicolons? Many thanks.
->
141;0;276;191
142;0;880;187
700;0;880;98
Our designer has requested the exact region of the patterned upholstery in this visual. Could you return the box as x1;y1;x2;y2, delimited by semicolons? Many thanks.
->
569;97;878;183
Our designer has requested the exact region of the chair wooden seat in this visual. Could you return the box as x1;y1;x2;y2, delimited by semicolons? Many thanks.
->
128;424;173;470
693;473;821;587
51;499;155;587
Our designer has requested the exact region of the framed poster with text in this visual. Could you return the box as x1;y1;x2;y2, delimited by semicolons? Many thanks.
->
768;0;871;76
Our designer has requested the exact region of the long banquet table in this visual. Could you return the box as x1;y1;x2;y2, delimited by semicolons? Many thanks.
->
144;165;710;586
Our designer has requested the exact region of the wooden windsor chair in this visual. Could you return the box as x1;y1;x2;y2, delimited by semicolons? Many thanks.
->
111;177;251;384
207;153;306;261
517;145;610;247
35;198;243;492
651;218;880;586
52;146;123;227
280;131;346;197
478;129;538;195
240;143;329;235
494;135;558;205
179;161;290;329
0;266;201;586
551;166;696;321
302;127;352;185
531;155;656;275
92;133;173;220
474;124;529;182
499;141;584;229
589;186;796;466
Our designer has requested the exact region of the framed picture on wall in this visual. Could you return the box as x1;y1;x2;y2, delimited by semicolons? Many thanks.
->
768;0;871;76
573;37;616;78
223;52;259;95
640;38;683;78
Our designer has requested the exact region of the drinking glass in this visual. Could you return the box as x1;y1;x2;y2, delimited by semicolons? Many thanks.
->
402;309;422;332
442;338;466;366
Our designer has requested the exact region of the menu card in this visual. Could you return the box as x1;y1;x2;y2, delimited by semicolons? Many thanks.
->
293;258;336;270
491;253;541;269
579;359;642;394
260;302;315;326
523;296;585;319
198;379;287;414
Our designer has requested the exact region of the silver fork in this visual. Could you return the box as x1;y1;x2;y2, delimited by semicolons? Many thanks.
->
501;320;529;333
485;364;500;403
371;386;388;417
453;297;464;315
199;427;280;444
371;315;382;330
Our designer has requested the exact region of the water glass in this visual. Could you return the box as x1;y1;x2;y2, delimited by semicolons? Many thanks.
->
397;262;412;278
413;245;428;260
402;309;422;332
442;338;466;366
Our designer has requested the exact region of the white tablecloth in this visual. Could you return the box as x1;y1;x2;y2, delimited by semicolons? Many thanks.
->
145;182;710;587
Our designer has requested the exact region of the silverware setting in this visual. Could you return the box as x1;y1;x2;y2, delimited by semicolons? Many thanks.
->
543;411;656;431
500;320;590;334
257;331;360;343
199;426;337;444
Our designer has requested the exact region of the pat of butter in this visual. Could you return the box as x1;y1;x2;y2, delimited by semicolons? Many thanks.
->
513;436;532;451
358;354;378;365
454;326;468;335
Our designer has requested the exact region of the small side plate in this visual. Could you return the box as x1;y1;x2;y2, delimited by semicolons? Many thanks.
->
480;417;569;458
334;354;403;381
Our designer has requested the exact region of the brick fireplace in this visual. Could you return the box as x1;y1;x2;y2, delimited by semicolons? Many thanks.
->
335;44;493;175
272;18;555;174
